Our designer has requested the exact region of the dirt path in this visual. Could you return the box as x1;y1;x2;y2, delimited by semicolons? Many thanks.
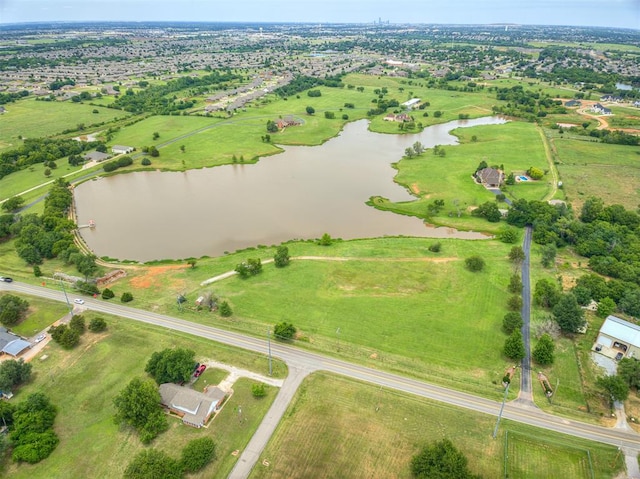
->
536;126;559;201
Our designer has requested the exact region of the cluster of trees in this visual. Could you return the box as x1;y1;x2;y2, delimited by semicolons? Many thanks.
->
0;90;29;105
571;128;639;146
145;348;196;385
502;247;527;361
274;321;296;341
112;70;240;114
404;141;426;158
533;278;586;334
3;393;59;464
274;74;343;98
102;155;133;172
235;258;262;278
0;138;104;179
0;294;29;327
411;439;481;479
48;314;87;349
0;359;31;394
123;438;216;479
491;85;565;121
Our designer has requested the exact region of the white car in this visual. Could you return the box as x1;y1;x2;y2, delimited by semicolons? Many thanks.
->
74;298;85;305
35;333;46;343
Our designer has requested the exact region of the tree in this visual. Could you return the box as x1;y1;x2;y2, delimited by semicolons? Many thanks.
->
465;256;485;272
0;359;32;393
149;146;159;157
274;321;296;341
552;293;585;333
411;438;481;479
498;227;519;244
540;243;557;268
187;259;197;269
428;242;441;253
181;437;217;474
504;330;525;361
88;317;107;332
43;168;51;178
121;292;134;303
69;314;86;334
305;106;315;115
502;312;523;334
141;157;152;166
274;245;290;268
404;147;415;158
532;334;555;365
152;132;159;140
597;375;629;406
180;145;186;153
48;324;80;349
102;288;115;300
580;196;604;223
0;294;29;327
596;297;617;318
1;195;25;213
620;289;640;317
33;265;42;277
113;377;168;444
534;278;561;309
412;141;425;155
235;258;262;278
219;300;232;317
527;166;544;180
324;111;335;119
10;393;59;464
318;233;333;246
507;273;522;294
124;449;182;479
508;246;525;264
617;358;640;390
472;201;501;222
251;383;266;398
145;348;196;385
266;120;278;133
507;295;523;311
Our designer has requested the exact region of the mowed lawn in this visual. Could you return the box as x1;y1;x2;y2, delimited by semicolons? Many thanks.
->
0;98;129;151
553;137;640;210
207;237;515;395
250;373;622;479
5;314;282;479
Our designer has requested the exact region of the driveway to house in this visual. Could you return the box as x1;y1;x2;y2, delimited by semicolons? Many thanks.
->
516;226;534;405
3;280;640;478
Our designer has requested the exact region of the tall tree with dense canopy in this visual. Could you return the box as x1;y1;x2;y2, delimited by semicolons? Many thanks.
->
113;378;168;444
411;438;481;479
552;293;585;333
597;375;629;406
274;245;291;268
504;330;525;361
532;334;555;365
145;348;196;385
0;294;29;326
124;449;182;479
181;437;217;473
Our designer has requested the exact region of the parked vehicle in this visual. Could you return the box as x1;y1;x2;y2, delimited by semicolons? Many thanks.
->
74;298;85;304
194;364;207;377
0;277;12;282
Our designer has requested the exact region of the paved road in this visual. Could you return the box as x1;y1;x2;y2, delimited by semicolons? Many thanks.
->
518;226;534;404
3;281;640;471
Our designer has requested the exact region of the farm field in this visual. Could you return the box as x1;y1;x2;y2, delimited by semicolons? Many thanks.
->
250;373;622;479
3;309;283;479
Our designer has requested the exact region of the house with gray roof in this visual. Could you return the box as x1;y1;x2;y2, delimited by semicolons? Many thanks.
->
476;167;504;188
0;327;31;357
84;151;110;162
594;315;640;360
159;383;227;428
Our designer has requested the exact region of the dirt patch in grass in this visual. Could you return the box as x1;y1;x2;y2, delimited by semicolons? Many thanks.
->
130;264;189;289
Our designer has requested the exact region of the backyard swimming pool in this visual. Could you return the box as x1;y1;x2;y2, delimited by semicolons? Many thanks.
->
518;176;529;181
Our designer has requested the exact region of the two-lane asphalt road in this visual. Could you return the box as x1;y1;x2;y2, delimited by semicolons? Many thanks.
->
3;281;639;474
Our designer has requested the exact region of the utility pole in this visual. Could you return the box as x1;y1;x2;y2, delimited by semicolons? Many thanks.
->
492;382;510;439
58;279;72;314
267;329;272;376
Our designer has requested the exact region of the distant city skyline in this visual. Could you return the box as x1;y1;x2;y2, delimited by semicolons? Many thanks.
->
0;0;639;29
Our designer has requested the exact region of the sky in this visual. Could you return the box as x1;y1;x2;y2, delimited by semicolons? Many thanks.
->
0;0;638;29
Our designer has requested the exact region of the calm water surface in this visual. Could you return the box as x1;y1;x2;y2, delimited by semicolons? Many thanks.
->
75;117;506;261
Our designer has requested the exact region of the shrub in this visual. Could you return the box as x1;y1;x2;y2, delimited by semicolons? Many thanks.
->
428;242;441;253
251;383;266;398
121;292;134;303
219;301;232;317
507;295;523;311
274;321;296;341
88;317;107;332
141;157;152;166
102;288;115;300
503;311;523;334
465;255;485;272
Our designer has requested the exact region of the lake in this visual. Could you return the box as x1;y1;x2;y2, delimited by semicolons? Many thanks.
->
74;117;506;261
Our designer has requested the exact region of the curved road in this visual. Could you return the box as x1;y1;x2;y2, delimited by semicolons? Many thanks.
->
3;281;639;476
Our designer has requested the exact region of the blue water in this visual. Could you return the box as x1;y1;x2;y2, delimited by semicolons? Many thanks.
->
518;176;529;181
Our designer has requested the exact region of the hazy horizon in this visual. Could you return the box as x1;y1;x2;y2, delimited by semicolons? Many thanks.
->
0;0;639;29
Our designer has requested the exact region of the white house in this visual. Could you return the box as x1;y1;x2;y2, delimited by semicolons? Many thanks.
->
591;103;612;115
111;145;134;155
594;315;640;360
402;98;421;109
159;383;226;428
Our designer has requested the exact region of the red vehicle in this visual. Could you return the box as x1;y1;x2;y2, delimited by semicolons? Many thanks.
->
194;364;207;377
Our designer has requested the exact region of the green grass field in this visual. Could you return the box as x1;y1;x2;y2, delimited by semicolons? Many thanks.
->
505;431;594;479
552;136;640;210
250;373;622;479
5;294;71;337
3;309;284;479
0;98;130;151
